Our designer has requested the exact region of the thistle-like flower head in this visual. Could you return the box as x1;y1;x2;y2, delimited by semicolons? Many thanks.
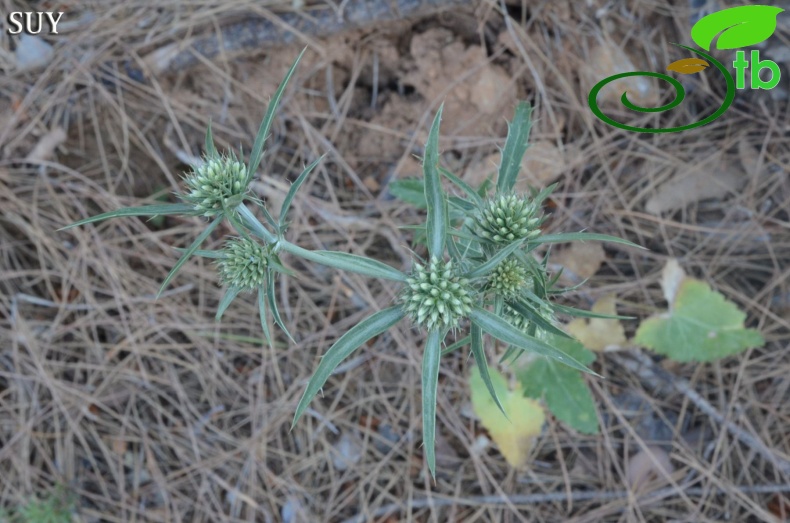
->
182;154;250;216
488;257;529;298
474;193;542;244
218;238;270;290
401;257;474;330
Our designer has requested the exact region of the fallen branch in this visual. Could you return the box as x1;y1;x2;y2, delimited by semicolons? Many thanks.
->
341;482;790;523
613;350;790;477
140;0;467;75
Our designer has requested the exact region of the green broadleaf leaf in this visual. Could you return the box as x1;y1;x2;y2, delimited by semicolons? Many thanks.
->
389;177;427;208
58;203;196;231
533;232;646;250
635;278;764;361
691;5;784;51
517;334;599;434
247;47;307;178
469;307;597;375
279;155;324;230
497;101;533;194
216;286;242;320
424;104;447;259
158;216;222;297
422;328;442;479
470;322;507;417
292;306;405;427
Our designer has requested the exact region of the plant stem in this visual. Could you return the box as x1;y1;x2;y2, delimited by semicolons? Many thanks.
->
236;203;278;244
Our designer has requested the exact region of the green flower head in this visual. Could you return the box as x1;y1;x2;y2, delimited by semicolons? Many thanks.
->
474;193;542;244
401;257;474;330
218;238;270;290
182;154;249;216
488;258;529;298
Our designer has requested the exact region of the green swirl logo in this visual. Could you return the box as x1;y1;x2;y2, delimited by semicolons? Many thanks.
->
588;5;784;133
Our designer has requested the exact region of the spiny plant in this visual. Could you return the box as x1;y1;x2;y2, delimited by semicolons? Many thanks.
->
59;49;643;479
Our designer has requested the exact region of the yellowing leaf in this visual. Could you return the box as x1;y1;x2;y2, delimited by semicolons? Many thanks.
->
666;57;709;74
555;241;606;280
470;367;544;468
635;259;764;361
566;295;627;351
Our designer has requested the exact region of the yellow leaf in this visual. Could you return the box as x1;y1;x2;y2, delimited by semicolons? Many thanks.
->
566;294;626;351
470;367;544;468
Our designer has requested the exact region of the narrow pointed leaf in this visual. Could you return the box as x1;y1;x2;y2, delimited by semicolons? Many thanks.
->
441;335;471;355
266;270;294;343
216;286;242;320
553;303;635;320
533;233;646;250
58;203;195;231
506;299;574;340
469;307;597;375
258;289;273;348
281;244;407;282
465;239;525;279
422;328;442;479
247;47;307;178
256;200;279;230
205;120;218;157
439;167;484;207
292;306;405;427
470;322;507;417
497;101;533;194
424;104;446;258
279;155;324;229
175;248;227;259
158;216;222;297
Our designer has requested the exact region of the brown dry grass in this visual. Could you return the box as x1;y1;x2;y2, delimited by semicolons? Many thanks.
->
1;0;789;521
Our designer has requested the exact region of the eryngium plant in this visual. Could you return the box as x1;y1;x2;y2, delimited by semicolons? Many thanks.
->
59;50;643;480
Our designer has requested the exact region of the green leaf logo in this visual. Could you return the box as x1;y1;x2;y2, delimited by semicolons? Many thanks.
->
691;5;784;51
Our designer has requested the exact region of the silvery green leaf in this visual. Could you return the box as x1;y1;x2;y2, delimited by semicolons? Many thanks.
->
469;307;597;375
158;216;222;298
423;104;447;259
421;328;442;479
292;306;405;428
247;47;307;178
497;101;533;194
279;155;325;230
58;203;196;231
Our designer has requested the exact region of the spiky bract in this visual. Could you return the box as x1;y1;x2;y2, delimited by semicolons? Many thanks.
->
474;194;542;244
488;258;529;297
218;238;269;289
401;257;474;330
182;155;249;216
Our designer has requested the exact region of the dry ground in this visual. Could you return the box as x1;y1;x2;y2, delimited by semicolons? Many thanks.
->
1;0;789;521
